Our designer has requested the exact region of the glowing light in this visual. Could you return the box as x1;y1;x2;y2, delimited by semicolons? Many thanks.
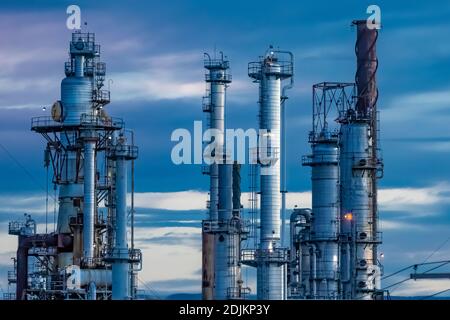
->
344;213;353;221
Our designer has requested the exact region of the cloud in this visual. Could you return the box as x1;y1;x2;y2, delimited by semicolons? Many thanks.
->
379;183;450;215
384;89;450;122
4;183;450;216
132;191;207;211
416;141;450;153
0;194;56;215
381;220;426;231
132;190;311;211
110;51;254;103
135;226;201;247
389;278;450;297
134;226;201;284
110;51;203;102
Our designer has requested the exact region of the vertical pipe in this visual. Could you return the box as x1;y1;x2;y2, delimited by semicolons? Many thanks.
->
216;163;233;299
83;137;96;263
130;131;136;299
209;68;225;222
88;281;97;300
232;162;241;214
353;19;381;294
16;237;28;300
202;232;215;300
112;155;129;300
310;244;317;298
282;100;288;299
75;55;85;77
258;59;283;300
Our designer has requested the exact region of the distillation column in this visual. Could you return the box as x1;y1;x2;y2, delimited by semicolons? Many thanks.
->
340;21;382;300
57;34;97;268
299;83;347;299
202;53;232;299
303;134;340;298
248;49;293;300
82;132;97;263
107;136;138;300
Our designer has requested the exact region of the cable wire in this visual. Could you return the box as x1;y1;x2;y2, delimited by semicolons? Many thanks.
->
0;142;56;202
420;288;450;300
137;277;163;300
422;236;450;264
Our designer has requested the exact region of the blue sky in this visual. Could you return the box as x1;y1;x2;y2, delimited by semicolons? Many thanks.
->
1;0;450;298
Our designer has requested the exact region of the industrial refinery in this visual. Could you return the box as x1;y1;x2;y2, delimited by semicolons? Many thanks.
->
2;2;450;303
6;32;141;300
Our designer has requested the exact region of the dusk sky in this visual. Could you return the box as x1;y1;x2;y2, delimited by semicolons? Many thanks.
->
1;0;450;298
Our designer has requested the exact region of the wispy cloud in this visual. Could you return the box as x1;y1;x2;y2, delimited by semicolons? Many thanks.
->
379;183;450;215
0;194;55;215
4;183;450;216
390;278;450;297
381;220;426;231
134;226;201;283
132;191;207;211
384;89;450;122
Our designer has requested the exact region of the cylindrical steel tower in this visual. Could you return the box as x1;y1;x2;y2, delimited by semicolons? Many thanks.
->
107;136;138;300
304;135;340;299
300;83;349;299
248;49;293;300
339;20;382;300
340;120;376;299
201;53;232;299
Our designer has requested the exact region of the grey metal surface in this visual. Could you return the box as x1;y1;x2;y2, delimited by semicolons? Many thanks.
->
309;137;340;299
82;137;96;262
248;49;293;300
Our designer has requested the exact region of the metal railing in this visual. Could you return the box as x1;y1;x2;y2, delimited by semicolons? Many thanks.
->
202;218;250;234
308;130;339;143
227;286;251;300
70;32;100;55
301;154;338;166
80;114;123;129
241;248;288;263
7;271;16;283
248;60;293;79
93;89;110;104
204;59;230;70
3;293;16;300
205;72;232;83
8;221;24;235
107;144;138;160
31;115;123;130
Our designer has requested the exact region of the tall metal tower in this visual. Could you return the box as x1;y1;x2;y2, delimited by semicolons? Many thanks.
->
8;30;142;300
201;53;248;300
288;20;383;300
243;48;293;300
301;82;355;299
339;20;383;300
